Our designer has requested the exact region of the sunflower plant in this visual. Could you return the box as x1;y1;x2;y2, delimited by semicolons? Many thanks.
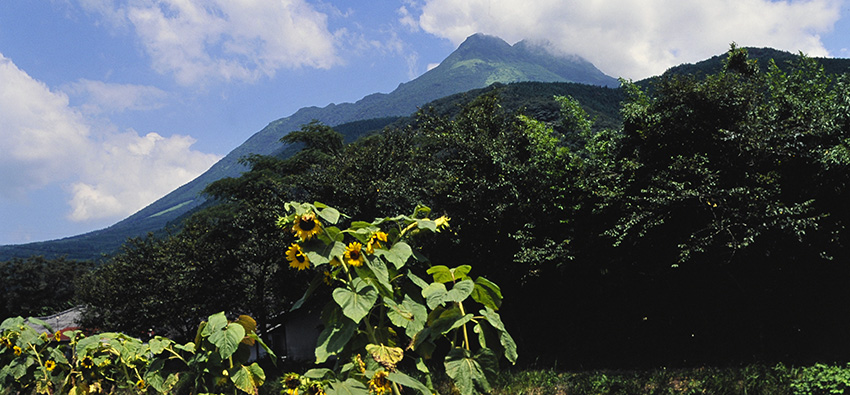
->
277;202;517;395
0;311;272;395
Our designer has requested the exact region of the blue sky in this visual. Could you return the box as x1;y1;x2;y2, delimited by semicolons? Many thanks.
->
1;0;848;245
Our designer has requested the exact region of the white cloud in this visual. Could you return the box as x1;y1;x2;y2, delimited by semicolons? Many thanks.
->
83;0;341;85
62;79;168;114
0;52;220;222
411;0;842;79
68;131;220;221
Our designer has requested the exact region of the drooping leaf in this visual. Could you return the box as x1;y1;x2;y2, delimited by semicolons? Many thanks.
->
444;348;496;395
388;371;432;395
230;362;265;394
471;277;502;310
26;317;53;333
480;307;518;364
317;205;341;224
315;316;357;363
366;343;404;370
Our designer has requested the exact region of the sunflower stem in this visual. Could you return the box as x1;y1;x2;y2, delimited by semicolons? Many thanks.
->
457;301;471;351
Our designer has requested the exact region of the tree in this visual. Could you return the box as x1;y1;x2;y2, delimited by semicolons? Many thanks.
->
0;256;94;318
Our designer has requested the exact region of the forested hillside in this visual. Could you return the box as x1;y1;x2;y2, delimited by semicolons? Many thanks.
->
69;46;850;370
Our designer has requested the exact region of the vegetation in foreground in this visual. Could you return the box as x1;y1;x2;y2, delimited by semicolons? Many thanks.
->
488;364;850;395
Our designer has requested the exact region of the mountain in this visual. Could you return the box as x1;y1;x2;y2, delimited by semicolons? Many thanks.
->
0;34;619;261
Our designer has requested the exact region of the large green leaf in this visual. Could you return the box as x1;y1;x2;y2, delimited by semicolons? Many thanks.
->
386;295;427;337
316;204;341;224
444;348;497;395
327;378;370;395
305;240;347;265
315;316;357;363
365;256;393;295
425;279;475;309
470;277;502;310
202;312;228;337
447;279;475;303
427;265;471;283
333;278;378;323
429;307;473;336
230;363;265;394
209;321;245;359
422;282;448;309
480;307;518;364
381;242;413;269
388;371;432;395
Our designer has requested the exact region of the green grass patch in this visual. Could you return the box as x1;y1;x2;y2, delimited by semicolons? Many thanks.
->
484;363;850;395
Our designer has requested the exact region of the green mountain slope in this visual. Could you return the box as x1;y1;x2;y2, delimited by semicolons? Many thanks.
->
0;33;619;261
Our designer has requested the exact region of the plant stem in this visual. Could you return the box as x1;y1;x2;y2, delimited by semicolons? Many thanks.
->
457;301;470;351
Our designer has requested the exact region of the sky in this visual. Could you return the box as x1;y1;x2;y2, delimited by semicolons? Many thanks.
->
1;0;849;246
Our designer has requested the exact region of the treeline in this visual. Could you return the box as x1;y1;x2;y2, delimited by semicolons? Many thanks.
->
11;46;850;369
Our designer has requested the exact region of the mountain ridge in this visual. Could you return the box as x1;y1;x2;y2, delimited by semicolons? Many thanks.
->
0;33;619;260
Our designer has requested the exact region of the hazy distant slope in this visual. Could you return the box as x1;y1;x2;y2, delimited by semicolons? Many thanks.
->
0;33;620;260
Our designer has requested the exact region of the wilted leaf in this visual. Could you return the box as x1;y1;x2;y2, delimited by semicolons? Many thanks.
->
366;343;404;370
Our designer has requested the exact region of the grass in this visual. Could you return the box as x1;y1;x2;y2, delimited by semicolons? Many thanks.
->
485;363;850;395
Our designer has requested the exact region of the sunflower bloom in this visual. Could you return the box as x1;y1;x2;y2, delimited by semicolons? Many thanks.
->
282;373;301;395
136;379;146;390
44;360;56;372
307;382;326;395
329;257;342;267
12;346;21;356
292;212;322;240
366;231;388;254
80;356;94;369
286;244;311;270
344;242;365;267
368;370;392;395
53;331;62;341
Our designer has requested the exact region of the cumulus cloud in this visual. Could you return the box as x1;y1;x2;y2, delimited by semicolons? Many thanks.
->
410;0;842;79
62;79;168;114
0;52;220;222
82;0;340;85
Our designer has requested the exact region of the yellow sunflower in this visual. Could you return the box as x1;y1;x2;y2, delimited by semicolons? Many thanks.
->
286;244;311;270
368;370;392;395
344;242;365;267
282;373;301;395
292;212;322;240
44;360;56;371
12;346;21;356
366;231;388;254
80;356;94;369
136;379;146;390
53;331;62;341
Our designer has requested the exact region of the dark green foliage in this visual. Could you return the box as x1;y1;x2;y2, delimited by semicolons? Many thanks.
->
0;256;94;318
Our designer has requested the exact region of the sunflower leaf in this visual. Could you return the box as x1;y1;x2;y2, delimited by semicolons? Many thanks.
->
333;280;378;324
471;277;502;310
387;371;432;395
480;308;518;364
444;348;496;395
